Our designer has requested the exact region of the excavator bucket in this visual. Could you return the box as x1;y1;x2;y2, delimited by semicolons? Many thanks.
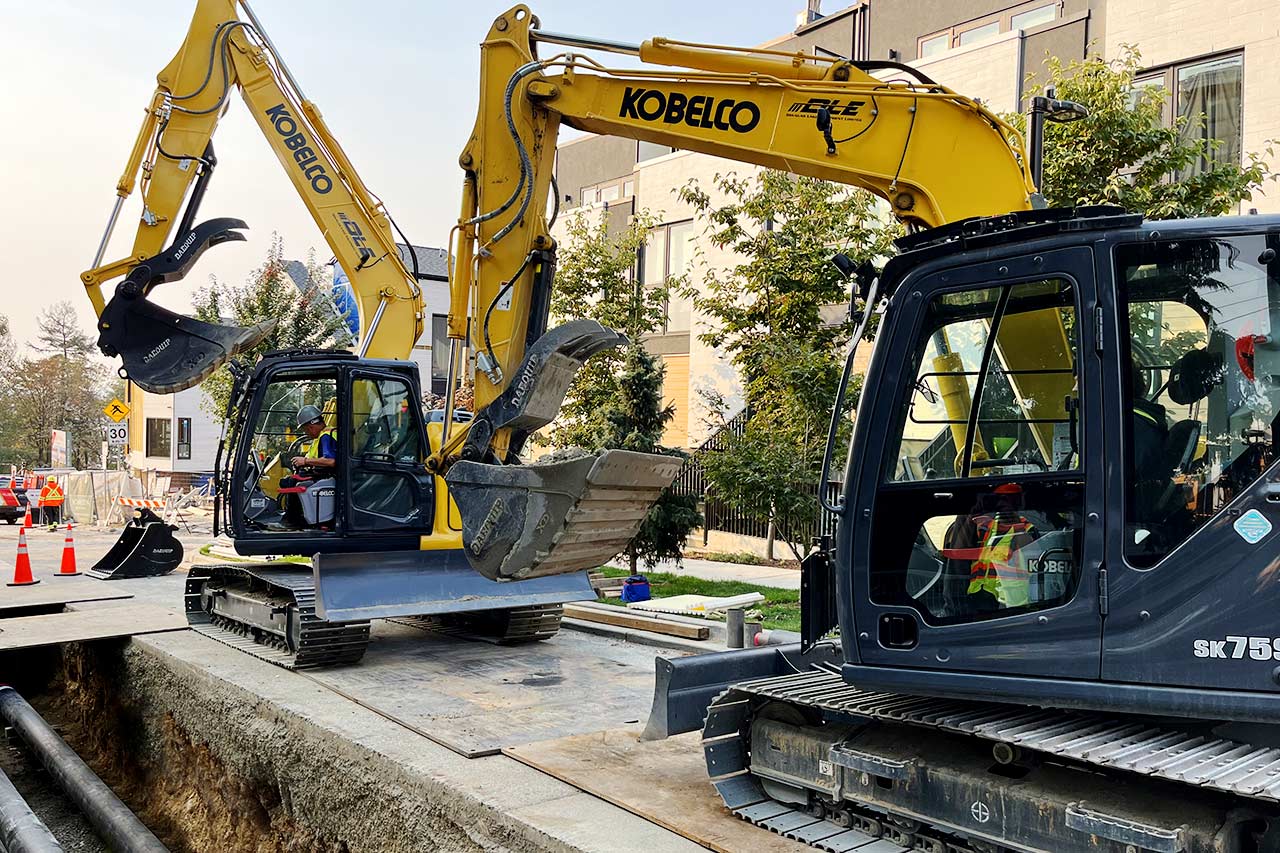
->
87;508;184;580
96;218;274;394
447;449;684;582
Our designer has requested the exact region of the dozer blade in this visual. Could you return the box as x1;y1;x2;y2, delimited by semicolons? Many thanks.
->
97;217;274;393
447;448;684;582
87;508;184;580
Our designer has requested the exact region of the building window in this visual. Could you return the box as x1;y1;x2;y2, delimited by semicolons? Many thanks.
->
918;33;948;59
599;184;620;203
177;418;192;460
1135;54;1243;178
638;141;678;163
957;21;999;46
1010;4;1056;31
430;314;450;396
643;221;696;334
582;188;598;206
916;2;1060;60
146;418;171;458
623;179;635;198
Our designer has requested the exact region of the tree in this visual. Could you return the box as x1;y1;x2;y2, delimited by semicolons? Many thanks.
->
8;355;111;467
193;235;353;422
680;171;896;558
544;209;668;449
545;209;701;570
1021;46;1276;217
34;302;94;361
601;345;702;573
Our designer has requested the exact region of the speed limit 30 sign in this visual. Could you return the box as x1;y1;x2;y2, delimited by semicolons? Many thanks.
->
106;421;129;446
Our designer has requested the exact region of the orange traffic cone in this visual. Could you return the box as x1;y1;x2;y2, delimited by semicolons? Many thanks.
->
21;504;31;530
55;524;80;577
7;529;37;586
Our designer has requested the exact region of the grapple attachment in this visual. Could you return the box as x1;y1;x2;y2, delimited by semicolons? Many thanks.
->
97;218;274;393
87;508;184;580
447;449;683;581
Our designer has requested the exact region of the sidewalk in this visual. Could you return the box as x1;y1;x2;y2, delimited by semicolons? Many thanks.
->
645;556;801;590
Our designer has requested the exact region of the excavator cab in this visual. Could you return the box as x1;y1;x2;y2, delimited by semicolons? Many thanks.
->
221;350;436;556
808;209;1280;723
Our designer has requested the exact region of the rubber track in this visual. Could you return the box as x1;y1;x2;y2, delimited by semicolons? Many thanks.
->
702;667;1280;851
185;564;370;669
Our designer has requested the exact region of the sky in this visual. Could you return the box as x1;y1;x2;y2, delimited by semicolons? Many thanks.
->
0;0;801;352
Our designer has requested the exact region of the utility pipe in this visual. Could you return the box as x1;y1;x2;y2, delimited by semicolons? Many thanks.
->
0;687;167;853
0;765;62;853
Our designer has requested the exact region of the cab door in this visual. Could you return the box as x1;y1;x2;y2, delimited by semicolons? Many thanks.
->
848;247;1104;679
343;368;434;536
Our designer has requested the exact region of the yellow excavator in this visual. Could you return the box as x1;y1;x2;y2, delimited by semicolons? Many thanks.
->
81;0;1048;667
86;7;1280;846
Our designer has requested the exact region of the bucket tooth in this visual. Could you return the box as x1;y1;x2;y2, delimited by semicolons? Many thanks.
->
446;448;684;582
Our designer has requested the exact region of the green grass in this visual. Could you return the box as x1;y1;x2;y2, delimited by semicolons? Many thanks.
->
197;544;311;564
699;550;793;567
599;566;800;632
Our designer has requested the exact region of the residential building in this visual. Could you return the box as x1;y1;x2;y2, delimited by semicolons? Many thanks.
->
554;0;1272;449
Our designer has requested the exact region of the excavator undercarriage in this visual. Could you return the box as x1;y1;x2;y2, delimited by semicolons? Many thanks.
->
702;667;1280;853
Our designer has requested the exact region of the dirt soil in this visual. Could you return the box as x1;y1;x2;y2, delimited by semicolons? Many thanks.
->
40;643;346;853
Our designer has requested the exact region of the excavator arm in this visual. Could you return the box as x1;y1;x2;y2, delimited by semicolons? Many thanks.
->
438;6;1039;467
429;7;1057;579
80;0;421;393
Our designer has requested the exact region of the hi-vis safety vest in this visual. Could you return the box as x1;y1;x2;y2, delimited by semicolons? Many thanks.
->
38;482;65;507
967;514;1034;608
305;427;337;459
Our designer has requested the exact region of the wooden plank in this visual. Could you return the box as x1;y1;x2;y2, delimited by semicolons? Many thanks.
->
0;585;133;617
0;604;187;651
562;604;710;640
507;727;808;853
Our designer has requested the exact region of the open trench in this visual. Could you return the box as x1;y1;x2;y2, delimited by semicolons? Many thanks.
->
2;640;533;853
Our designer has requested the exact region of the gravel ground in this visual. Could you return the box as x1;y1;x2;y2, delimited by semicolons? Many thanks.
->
1;736;107;852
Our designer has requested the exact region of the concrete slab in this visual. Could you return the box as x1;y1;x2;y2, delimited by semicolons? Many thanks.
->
307;619;671;757
0;603;186;650
508;726;809;853
0;582;132;616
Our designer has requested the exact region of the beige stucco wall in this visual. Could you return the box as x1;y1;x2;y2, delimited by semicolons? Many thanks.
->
634;150;763;447
912;30;1023;115
1105;0;1280;214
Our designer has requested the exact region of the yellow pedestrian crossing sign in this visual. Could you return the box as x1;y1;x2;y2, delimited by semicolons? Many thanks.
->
104;398;130;422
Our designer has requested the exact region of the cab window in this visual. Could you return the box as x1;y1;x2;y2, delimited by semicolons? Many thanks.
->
873;279;1084;624
1119;234;1280;567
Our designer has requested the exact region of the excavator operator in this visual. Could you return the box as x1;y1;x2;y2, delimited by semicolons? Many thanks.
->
279;405;337;529
291;406;336;471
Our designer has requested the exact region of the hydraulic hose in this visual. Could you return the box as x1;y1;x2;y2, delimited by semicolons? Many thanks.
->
0;766;62;853
0;688;168;853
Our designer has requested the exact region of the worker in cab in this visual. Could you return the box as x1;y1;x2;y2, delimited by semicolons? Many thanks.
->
292;405;337;471
279;406;337;528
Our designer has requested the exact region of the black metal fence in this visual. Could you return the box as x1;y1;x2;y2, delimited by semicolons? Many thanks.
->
671;409;842;551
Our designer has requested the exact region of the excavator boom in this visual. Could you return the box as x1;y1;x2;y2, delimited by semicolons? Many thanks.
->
436;6;1040;576
81;0;421;393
